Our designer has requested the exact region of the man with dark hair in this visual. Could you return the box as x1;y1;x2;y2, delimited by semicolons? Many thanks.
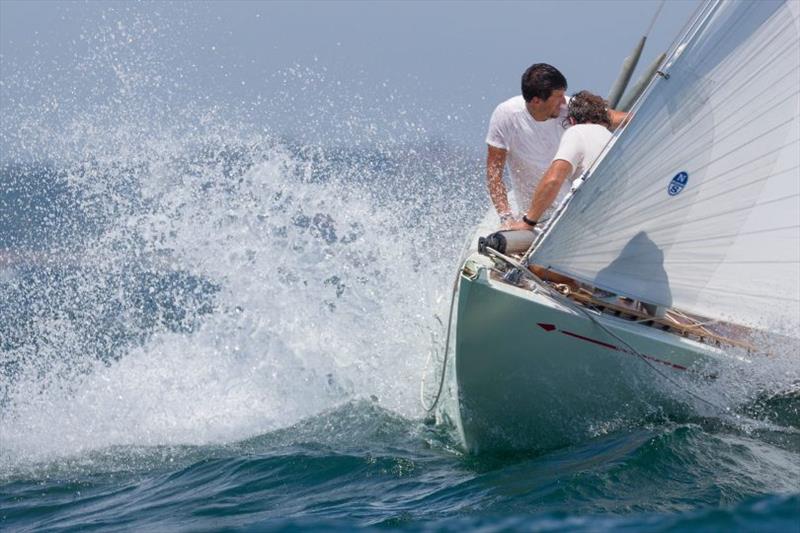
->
510;90;615;232
486;64;626;227
521;63;568;102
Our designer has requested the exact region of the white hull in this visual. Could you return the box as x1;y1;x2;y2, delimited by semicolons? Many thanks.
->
438;253;725;454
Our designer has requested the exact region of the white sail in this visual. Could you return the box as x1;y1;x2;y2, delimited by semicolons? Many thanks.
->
533;0;800;334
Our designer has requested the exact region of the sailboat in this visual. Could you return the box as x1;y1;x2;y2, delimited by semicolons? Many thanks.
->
431;0;800;454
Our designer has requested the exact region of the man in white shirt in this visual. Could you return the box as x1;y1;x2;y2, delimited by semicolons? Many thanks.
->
486;64;625;227
510;90;615;232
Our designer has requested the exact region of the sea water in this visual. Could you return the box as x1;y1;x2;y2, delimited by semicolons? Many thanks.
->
2;7;799;532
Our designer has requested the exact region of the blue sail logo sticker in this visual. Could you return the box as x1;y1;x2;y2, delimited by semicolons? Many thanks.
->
668;171;689;196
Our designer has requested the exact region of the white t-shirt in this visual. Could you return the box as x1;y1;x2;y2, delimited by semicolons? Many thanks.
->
486;95;570;211
552;123;613;185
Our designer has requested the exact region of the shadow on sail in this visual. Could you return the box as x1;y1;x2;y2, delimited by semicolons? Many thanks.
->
595;231;672;310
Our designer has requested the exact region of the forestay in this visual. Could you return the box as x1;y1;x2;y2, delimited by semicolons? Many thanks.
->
533;0;800;335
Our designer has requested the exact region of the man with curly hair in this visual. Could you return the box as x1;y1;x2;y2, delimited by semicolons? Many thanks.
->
486;64;626;227
508;90;617;232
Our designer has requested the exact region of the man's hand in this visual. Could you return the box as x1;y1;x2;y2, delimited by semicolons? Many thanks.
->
609;109;629;129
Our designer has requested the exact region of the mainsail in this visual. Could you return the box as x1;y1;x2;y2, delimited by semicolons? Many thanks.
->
532;0;800;334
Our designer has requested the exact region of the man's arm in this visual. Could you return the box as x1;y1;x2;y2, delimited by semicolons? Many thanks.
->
509;159;572;230
608;109;629;129
487;145;512;222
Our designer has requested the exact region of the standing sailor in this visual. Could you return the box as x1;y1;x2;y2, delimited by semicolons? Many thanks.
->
486;64;626;228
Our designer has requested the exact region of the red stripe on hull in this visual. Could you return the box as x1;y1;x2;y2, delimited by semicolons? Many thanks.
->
561;330;618;351
558;329;687;371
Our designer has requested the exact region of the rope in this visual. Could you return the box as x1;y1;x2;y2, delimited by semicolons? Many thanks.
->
419;243;548;413
419;270;460;413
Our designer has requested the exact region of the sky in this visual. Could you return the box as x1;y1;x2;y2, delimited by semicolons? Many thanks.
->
0;0;701;154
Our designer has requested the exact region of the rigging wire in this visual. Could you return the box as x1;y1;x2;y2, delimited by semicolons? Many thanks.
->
502;256;736;415
568;300;727;413
645;0;667;37
560;295;786;435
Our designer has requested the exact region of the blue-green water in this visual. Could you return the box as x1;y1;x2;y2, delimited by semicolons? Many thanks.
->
2;149;798;531
3;401;799;531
